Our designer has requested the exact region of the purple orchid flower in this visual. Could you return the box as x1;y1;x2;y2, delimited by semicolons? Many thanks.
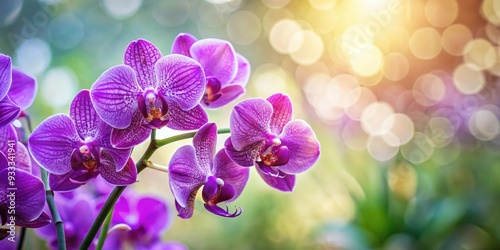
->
225;93;320;192
91;39;208;148
28;90;137;191
0;54;37;127
35;190;97;250
168;123;250;219
172;33;250;109
0;125;50;233
103;191;186;250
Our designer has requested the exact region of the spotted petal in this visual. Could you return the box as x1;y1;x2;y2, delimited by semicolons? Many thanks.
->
224;137;263;167
168;145;206;209
203;84;245;109
123;39;162;89
278;120;320;174
49;171;86;191
213;149;250;201
166;101;208;131
156;54;205;110
171;33;197;57
110;110;151;148
0;124;17;155
193;123;217;174
0;54;11;100
70;90;102;140
100;156;137;186
190;39;238;86
28;114;80;175
230;98;273;151
90;65;141;129
267;93;293;135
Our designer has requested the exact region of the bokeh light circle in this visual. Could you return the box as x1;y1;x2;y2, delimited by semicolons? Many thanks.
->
452;64;486;95
15;38;51;75
227;11;262;45
409;27;442;60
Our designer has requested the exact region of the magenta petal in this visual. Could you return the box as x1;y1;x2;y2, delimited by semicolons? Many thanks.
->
203;203;242;218
90;65;141;129
103;147;132;172
201;176;218;203
168;145;206;208
230;98;273;151
193;123;217;173
213;149;250;201
278;120;320;174
267;93;293;135
124;39;162;89
232;54;251;87
256;166;295;192
156;54;206;110
8;68;37;109
28;114;80;175
171;33;197;57
16;142;32;173
70;90;101;140
0;54;12;100
190;39;238;86
100;156;137;186
0;125;17;154
111;110;151;148
203;84;245;109
0;96;21;127
0;153;7;173
0;169;45;222
49;171;85;191
138;196;169;234
166;101;208;131
17;211;51;228
175;199;194;219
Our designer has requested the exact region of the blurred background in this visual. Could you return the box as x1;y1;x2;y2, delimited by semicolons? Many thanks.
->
1;0;500;249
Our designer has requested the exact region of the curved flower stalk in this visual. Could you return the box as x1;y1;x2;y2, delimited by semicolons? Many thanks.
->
91;39;208;148
29;90;137;191
102;190;186;250
0;54;37;128
172;33;250;109
0;125;50;231
225;93;320;192
169;123;250;218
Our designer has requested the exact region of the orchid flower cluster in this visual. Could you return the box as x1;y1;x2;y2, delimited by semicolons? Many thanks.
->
0;33;320;249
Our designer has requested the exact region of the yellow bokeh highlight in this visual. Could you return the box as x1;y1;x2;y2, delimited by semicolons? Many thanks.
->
463;39;497;70
409;27;442;60
424;0;458;28
441;24;473;56
350;44;384;77
453;63;486;95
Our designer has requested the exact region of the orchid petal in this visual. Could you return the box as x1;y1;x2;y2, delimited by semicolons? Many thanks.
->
70;90;101;140
0;169;45;221
166;101;208;130
49;171;85;191
0;54;11;100
175;199;194;219
213;149;250;201
202;84;245;109
171;33;197;57
193;123;217;174
190;39;238;86
230;98;273;151
0;96;21;127
267;93;293;135
90;65;141;129
17;211;51;228
124;39;162;89
8;68;37;109
28;114;80;175
137;196;170;235
16;143;31;173
100;156;137;186
168;145;206;208
156;54;205;110
201;176;218;203
278;120;320;174
0;125;17;156
232;54;250;87
203;203;241;218
110;110;151;148
256;166;295;192
0;153;7;173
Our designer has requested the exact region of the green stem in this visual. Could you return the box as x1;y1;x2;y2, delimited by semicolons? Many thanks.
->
41;168;67;250
95;206;114;250
79;128;230;249
16;227;26;250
